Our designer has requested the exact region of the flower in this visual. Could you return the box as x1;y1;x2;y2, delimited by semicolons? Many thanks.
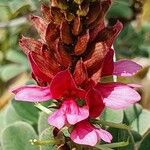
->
12;70;89;129
12;0;142;147
70;120;112;146
101;48;142;77
12;69;141;128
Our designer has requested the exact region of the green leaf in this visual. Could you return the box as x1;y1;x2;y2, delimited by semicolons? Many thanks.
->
39;128;55;150
124;104;142;125
5;103;23;125
101;108;124;123
11;4;31;18
8;0;36;17
12;101;39;125
139;129;150;150
0;107;8;138
1;121;39;150
6;50;28;69
107;1;133;19
131;109;150;135
0;103;22;138
96;146;113;150
0;64;24;81
38;112;49;134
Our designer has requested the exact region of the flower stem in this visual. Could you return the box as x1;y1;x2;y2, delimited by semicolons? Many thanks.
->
29;139;61;146
34;103;52;114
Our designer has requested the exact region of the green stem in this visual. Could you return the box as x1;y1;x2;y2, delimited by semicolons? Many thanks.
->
99;139;129;148
34;103;52;114
93;119;136;150
30;139;61;146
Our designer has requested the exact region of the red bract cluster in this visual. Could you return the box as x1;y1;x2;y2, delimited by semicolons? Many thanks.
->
12;0;141;146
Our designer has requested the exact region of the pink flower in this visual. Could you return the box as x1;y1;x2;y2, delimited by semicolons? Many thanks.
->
12;70;89;129
12;70;141;128
95;82;141;109
48;99;89;129
70;120;112;146
102;49;142;77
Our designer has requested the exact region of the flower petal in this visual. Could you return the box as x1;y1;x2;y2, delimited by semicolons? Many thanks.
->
50;70;85;99
28;52;52;82
73;59;88;86
19;36;43;55
101;49;114;77
30;15;47;41
113;60;142;76
96;83;141;109
11;85;51;102
48;108;66;129
70;121;98;146
86;88;104;118
65;99;89;125
96;128;112;143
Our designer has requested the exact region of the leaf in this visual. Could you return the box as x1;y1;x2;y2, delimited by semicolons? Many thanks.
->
0;64;24;82
124;104;142;125
12;100;39;125
107;0;133;19
131;109;150;135
1;121;39;150
139;129;150;150
0;103;22;139
39;128;55;150
0;106;8;138
8;0;36;18
5;103;23;125
6;50;28;69
38;112;49;134
101;108;124;123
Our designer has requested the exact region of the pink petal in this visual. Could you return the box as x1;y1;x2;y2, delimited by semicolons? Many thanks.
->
48;108;66;129
11;85;51;102
113;60;142;76
96;129;112;143
65;99;89;125
96;83;141;109
70;121;98;146
86;88;104;118
50;70;85;99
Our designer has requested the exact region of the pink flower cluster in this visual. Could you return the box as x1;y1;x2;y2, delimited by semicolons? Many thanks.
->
12;63;141;146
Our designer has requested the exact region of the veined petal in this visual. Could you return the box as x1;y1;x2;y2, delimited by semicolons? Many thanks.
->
96;128;112;143
30;15;47;41
11;85;51;102
48;107;66;129
96;83;141;109
70;121;98;146
86;88;104;118
101;49;114;77
50;70;85;99
113;60;142;76
19;36;43;55
65;99;89;125
73;59;88;86
28;52;52;82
